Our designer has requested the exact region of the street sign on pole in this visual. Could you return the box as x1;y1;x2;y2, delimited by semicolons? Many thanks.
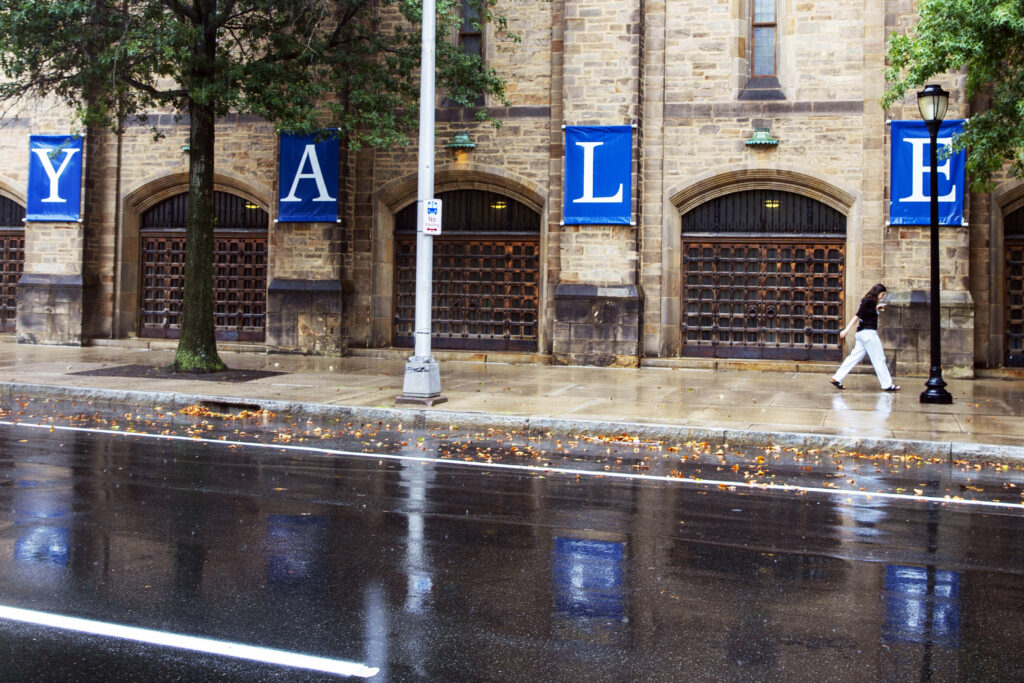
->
422;198;442;235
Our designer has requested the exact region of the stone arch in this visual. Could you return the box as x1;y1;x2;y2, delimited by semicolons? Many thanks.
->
661;168;858;359
123;170;272;215
668;168;857;217
377;163;547;214
989;179;1024;366
994;179;1024;217
0;177;27;206
367;165;549;349
115;171;273;338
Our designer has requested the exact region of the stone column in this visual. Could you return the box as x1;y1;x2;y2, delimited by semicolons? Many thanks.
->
17;221;84;345
877;4;974;377
82;125;120;339
552;0;643;367
266;220;346;355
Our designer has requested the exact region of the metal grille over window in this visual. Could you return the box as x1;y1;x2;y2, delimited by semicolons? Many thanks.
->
681;190;846;361
0;196;26;333
394;190;540;351
1006;206;1024;366
140;192;268;341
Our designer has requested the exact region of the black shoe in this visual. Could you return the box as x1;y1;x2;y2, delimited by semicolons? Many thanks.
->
883;385;900;392
830;379;845;390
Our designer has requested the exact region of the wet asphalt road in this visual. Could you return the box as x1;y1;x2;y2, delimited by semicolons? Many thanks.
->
1;401;1023;681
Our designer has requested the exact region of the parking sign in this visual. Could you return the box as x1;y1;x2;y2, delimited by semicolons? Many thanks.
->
422;198;442;234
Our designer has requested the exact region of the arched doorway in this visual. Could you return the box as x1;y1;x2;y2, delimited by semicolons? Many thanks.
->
0;195;25;333
393;189;540;351
680;189;846;360
1006;205;1024;366
139;191;268;341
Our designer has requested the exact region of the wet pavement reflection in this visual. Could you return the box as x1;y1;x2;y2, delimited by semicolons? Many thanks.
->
1;398;1023;680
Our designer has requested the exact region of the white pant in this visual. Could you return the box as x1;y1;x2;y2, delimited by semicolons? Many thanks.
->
833;329;893;388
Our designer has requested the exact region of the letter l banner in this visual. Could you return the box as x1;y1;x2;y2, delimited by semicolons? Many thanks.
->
26;135;83;222
278;132;339;222
564;125;632;225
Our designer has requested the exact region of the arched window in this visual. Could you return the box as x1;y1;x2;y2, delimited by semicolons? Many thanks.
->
1006;205;1024;366
140;191;268;341
0;196;26;333
394;190;540;351
680;189;845;360
680;189;846;235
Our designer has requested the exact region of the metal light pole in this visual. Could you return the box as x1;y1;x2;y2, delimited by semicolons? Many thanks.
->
397;0;446;406
917;84;953;404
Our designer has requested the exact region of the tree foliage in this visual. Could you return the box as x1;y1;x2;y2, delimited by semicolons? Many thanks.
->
883;0;1024;190
0;0;512;141
0;0;515;371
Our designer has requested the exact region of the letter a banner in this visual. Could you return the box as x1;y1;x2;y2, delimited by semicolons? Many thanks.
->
26;135;83;222
278;132;339;222
564;125;632;225
889;120;965;226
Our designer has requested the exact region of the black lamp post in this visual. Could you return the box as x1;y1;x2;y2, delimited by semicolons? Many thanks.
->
917;84;953;404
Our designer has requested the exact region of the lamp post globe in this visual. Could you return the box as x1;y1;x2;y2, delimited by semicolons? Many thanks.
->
916;84;953;405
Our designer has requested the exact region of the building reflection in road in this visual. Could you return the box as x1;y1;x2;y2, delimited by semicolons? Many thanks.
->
171;451;208;597
831;391;895;431
362;582;389;681
400;458;436;615
266;514;328;588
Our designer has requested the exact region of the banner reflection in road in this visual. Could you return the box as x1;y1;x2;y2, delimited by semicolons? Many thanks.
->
553;537;625;625
884;564;960;647
13;471;71;567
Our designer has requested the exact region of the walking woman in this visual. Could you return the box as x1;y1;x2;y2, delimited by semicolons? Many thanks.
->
830;283;900;391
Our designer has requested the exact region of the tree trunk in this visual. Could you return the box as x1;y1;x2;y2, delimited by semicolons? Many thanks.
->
172;7;225;373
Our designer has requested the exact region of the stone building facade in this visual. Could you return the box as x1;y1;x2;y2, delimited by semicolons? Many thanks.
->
1;0;1023;378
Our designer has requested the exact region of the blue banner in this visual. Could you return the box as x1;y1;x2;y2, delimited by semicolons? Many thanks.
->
278;132;339;222
564;125;632;225
889;120;965;226
884;565;960;646
553;537;624;618
26;135;82;222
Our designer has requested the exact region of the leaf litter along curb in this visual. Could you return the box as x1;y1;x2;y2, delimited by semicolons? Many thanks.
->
2;397;1024;505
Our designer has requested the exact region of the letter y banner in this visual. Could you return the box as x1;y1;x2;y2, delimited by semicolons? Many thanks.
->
278;132;339;222
27;135;83;222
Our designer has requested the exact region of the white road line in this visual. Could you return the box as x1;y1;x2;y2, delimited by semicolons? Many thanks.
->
3;419;1023;512
0;604;378;678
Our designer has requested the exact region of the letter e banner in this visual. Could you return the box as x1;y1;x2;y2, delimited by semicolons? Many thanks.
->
889;120;965;226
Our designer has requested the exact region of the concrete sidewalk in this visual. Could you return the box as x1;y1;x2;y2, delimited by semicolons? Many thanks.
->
0;338;1022;460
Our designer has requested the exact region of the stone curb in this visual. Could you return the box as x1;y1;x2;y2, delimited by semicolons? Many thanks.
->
2;382;1022;466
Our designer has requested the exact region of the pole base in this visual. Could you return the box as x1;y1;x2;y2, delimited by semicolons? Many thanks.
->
396;394;448;407
919;372;952;404
397;356;446;406
920;388;953;404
